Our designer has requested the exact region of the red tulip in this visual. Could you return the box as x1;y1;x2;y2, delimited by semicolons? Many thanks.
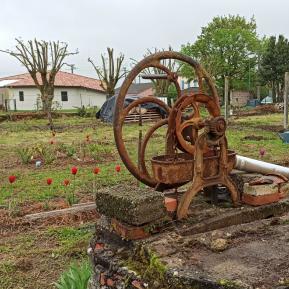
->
8;175;16;184
47;178;53;185
71;166;78;175
259;148;266;157
50;140;54;145
64;179;70;186
115;165;121;173
93;167;100;175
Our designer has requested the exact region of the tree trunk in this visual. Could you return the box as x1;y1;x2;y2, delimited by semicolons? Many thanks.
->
272;81;277;103
41;92;54;131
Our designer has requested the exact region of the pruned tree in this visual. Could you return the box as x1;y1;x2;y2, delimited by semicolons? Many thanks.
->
0;38;78;129
88;48;125;98
135;47;181;98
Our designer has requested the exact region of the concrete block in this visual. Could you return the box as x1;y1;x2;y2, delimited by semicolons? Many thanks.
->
95;185;166;226
243;183;278;196
243;182;279;206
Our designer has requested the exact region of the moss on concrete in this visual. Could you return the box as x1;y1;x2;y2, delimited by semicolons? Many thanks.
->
95;185;166;225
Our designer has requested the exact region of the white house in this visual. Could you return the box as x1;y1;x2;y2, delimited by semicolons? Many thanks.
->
0;71;106;111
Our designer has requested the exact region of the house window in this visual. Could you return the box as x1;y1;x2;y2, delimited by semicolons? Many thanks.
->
19;91;24;102
61;91;68;101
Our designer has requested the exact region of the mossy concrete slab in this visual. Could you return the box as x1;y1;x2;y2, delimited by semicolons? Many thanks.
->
95;185;166;225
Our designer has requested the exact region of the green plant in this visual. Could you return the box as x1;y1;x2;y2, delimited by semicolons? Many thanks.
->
58;143;76;157
76;106;88;117
87;143;111;161
16;147;32;164
54;261;91;289
145;252;166;279
41;145;56;164
66;193;78;206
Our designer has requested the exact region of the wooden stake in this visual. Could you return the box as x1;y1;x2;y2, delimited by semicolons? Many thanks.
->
257;85;261;100
284;72;289;130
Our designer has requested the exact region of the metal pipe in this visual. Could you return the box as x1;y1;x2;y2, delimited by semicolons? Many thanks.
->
141;74;168;79
235;155;289;178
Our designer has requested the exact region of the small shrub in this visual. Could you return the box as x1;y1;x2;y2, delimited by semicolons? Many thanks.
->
76;106;88;117
41;145;56;164
76;105;98;117
54;261;91;289
16;147;32;164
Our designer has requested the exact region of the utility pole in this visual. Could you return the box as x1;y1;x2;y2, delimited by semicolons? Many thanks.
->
284;72;289;130
224;76;229;121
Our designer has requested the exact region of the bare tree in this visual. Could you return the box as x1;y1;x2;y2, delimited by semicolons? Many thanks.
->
0;38;78;130
135;47;181;97
88;47;125;98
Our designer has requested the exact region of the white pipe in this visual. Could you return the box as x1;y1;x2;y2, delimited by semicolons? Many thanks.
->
235;155;289;178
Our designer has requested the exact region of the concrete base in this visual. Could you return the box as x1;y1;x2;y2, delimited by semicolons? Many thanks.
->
89;198;289;289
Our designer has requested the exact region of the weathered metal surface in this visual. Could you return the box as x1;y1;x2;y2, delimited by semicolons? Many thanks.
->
151;150;236;185
113;51;239;219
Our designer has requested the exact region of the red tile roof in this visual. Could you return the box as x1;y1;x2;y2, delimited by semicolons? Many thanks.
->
0;71;105;92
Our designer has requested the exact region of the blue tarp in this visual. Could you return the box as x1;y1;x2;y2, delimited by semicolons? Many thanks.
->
247;99;261;107
96;95;167;123
279;131;289;144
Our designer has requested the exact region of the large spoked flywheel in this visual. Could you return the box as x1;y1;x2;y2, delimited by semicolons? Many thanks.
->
113;51;221;189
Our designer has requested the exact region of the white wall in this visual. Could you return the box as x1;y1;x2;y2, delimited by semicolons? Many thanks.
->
7;87;106;110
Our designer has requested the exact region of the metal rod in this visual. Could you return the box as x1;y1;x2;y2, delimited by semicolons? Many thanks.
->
137;104;143;187
141;74;168;80
235;155;289;178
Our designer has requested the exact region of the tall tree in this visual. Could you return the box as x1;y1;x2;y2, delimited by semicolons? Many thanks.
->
259;35;289;102
180;15;260;95
0;39;77;129
88;48;125;98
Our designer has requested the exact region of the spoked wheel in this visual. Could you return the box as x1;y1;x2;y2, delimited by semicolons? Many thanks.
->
113;51;221;189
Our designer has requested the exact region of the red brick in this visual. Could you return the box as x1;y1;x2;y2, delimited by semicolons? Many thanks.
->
95;243;104;250
164;197;177;212
242;192;279;206
111;218;150;240
107;278;115;287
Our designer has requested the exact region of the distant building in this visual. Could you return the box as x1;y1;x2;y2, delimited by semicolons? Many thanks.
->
230;90;253;107
115;83;154;98
0;71;106;111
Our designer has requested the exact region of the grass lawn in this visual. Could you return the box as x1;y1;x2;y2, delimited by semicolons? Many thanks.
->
0;112;288;289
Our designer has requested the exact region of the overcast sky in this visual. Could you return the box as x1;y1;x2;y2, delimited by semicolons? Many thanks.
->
0;0;288;78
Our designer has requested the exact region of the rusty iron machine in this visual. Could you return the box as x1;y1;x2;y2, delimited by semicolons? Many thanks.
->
113;51;239;220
